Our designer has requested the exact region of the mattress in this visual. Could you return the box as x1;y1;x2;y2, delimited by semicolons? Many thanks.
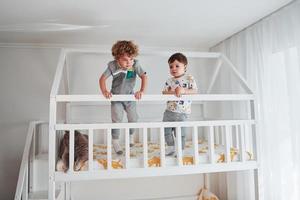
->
91;140;253;170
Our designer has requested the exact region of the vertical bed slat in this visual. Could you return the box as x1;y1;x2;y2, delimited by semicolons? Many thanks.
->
143;128;148;168
125;128;130;169
215;126;220;144
235;125;240;149
252;123;258;161
239;124;246;162
228;125;232;147
208;126;215;163
251;99;258;161
69;129;74;172
29;125;36;193
221;126;225;145
22;167;28;200
107;129;112;170
49;97;57;200
160;127;166;167
247;100;252;119
192;126;199;165
252;99;262;199
225;126;231;163
244;124;249;158
248;123;253;157
176;127;183;166
88;129;93;172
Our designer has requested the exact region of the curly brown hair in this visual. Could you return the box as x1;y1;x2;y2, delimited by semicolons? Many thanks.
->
111;40;139;59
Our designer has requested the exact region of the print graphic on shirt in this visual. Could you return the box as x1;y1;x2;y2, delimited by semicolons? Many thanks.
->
126;67;136;79
163;74;197;114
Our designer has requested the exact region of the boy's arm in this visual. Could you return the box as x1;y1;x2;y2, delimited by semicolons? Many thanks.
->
99;74;112;99
162;87;197;97
176;76;198;96
162;79;174;95
175;87;198;97
139;73;147;93
135;73;147;99
183;88;198;94
162;90;175;95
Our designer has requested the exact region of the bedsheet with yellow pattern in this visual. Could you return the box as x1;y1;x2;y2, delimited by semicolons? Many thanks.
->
90;140;253;170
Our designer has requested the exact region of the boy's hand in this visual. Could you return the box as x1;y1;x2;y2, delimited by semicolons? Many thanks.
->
103;91;112;99
175;87;185;97
134;90;144;100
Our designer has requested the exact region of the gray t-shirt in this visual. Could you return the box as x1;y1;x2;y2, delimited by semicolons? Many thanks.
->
102;60;146;94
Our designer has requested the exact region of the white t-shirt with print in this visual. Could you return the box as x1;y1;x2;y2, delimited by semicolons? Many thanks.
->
163;74;198;114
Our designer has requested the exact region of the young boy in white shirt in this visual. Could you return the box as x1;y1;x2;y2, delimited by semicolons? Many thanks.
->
162;53;198;156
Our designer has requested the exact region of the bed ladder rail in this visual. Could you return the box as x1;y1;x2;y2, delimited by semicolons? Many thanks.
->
14;121;45;200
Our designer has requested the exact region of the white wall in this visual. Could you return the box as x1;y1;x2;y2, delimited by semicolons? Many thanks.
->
67;52;209;95
0;47;60;199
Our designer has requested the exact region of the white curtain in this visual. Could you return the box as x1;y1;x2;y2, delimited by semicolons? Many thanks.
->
211;1;300;199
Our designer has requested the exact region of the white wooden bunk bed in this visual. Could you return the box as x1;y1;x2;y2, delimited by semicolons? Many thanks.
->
47;48;261;200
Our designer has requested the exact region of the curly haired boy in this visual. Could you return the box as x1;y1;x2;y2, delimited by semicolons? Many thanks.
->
99;40;147;154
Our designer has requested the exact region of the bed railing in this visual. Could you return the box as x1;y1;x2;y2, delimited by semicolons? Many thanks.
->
55;94;255;102
55;119;256;177
15;121;45;200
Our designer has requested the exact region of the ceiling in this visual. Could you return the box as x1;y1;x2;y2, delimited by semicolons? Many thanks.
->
0;0;293;49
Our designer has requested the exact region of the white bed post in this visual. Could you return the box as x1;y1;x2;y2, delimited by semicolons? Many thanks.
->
125;128;130;169
143;128;148;168
69;129;75;173
88;129;94;172
234;125;240;151
49;49;66;200
63;53;70;95
107;129;112;170
160;127;166;167
252;98;262;200
21;165;28;200
225;126;231;163
48;97;56;200
192;126;199;165
240;124;246;162
215;126;220;144
29;124;36;193
176;127;183;166
208;126;215;163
